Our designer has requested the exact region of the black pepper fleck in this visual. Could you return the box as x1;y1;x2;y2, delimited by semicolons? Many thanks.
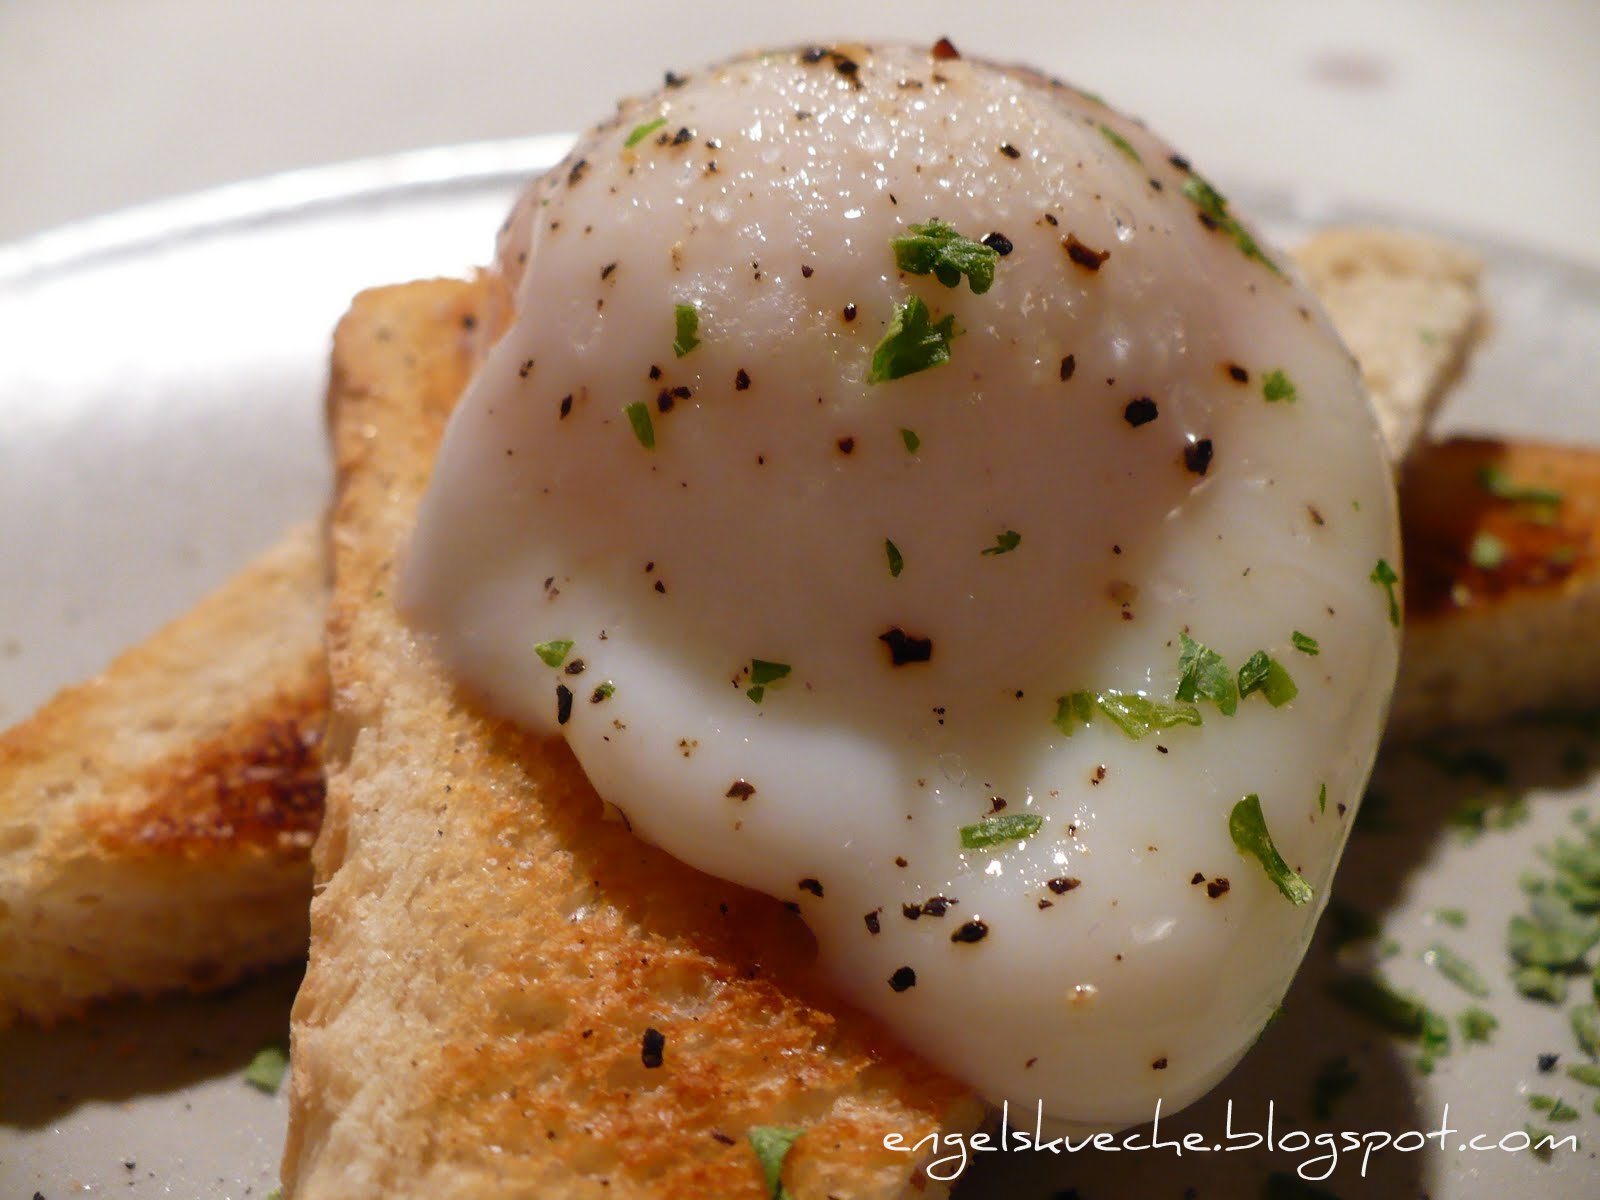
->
879;627;934;665
600;261;618;280
1537;1052;1560;1073
799;877;824;897
1152;1056;1169;1070
726;779;756;800
1224;362;1249;383
564;658;586;676
671;126;693;146
1124;397;1159;427
641;1027;666;1068
559;394;573;419
837;436;855;455
999;142;1022;159
843;302;858;321
982;231;1014;256
735;368;751;390
1184;438;1215;475
648;364;662;380
951;919;989;944
865;910;882;934
1060;354;1076;382
664;70;687;88
1046;877;1082;894
1064;233;1110;271
801;264;814;278
519;358;535;378
889;966;917;992
1206;878;1231;898
556;684;573;725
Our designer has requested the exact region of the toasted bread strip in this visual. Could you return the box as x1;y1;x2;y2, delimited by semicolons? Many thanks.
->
1293;227;1485;463
283;277;981;1199
0;524;325;1027
1388;436;1600;736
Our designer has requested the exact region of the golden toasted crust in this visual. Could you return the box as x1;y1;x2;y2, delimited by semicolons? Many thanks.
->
1389;436;1600;736
283;277;981;1199
0;524;326;1027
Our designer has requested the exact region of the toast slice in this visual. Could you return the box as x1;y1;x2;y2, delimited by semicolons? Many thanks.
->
1292;226;1485;461
282;277;981;1199
1388;436;1600;736
0;523;325;1026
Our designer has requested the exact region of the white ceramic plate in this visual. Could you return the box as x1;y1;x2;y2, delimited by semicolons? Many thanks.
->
2;140;1598;1199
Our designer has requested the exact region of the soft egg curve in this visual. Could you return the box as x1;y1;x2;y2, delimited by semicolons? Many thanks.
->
400;43;1402;1128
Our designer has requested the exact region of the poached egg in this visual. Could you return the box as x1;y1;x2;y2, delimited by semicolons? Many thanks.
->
400;42;1401;1128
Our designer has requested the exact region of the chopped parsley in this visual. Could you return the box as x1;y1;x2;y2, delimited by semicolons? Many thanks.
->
1469;530;1507;570
1237;651;1298;707
624;116;668;148
624;400;655;449
885;538;904;577
1262;368;1297;403
981;529;1022;556
673;303;700;357
591;680;616;702
244;1042;289;1094
1318;783;1328;814
1096;691;1203;739
960;812;1044;849
1230;793;1313;905
1477;464;1563;508
1176;632;1238;715
1567;1062;1600;1087
867;296;958;383
1572;1003;1600;1056
1291;630;1320;656
746;659;792;704
1052;690;1096;734
747;1125;804;1200
1432;907;1468;928
1370;558;1401;627
899;427;921;453
1098;123;1141;163
1328;972;1450;1059
534;639;574;668
1508;905;1600;969
1310;1054;1358;1119
891;218;1000;294
1181;172;1280;274
1514;965;1569;1003
1459;1007;1499;1043
1420;943;1491;997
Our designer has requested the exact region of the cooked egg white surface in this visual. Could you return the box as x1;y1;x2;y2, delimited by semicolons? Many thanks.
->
401;43;1401;1127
